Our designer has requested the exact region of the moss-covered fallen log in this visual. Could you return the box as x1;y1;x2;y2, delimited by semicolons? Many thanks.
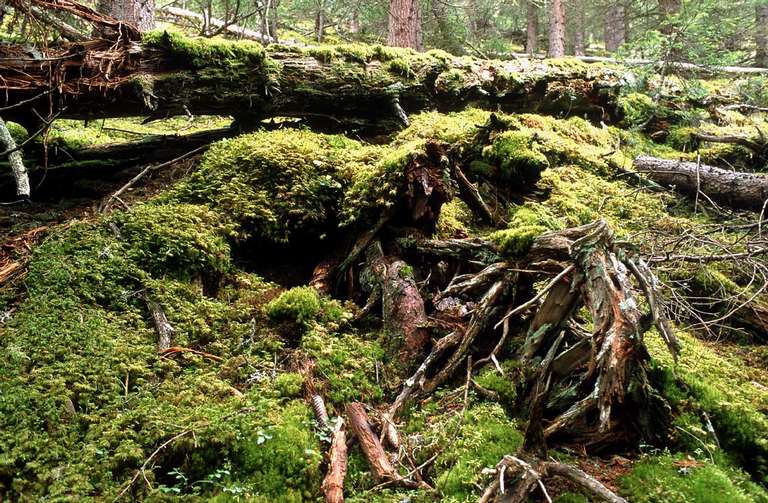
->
2;30;628;132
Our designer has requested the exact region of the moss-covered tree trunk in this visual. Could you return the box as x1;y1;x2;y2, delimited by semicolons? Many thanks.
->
2;31;625;132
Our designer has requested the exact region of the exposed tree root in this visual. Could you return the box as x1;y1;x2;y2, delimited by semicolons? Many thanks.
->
480;454;628;503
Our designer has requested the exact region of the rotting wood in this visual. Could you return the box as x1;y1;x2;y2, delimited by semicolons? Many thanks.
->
0;31;627;132
321;419;347;503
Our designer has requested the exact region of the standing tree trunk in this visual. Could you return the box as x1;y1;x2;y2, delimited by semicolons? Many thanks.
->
571;1;586;56
315;0;325;43
658;0;681;36
605;4;625;52
548;0;566;57
526;0;539;55
388;0;422;50
756;3;768;67
349;6;360;34
97;0;154;31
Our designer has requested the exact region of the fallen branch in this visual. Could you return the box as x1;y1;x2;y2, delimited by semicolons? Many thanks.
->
157;6;274;44
345;402;398;482
159;346;223;362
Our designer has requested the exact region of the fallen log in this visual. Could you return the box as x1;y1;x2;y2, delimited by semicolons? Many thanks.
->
1;30;627;132
633;155;768;211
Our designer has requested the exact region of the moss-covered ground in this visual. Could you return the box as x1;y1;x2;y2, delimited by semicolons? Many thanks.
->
3;37;768;500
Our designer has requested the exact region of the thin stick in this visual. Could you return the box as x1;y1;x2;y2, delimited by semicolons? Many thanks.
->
112;430;192;502
102;144;209;211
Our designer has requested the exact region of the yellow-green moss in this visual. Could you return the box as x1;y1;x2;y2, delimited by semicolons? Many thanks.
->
619;454;767;503
143;28;268;70
436;199;473;238
300;329;384;405
490;202;564;255
266;286;344;330
171;129;355;242
394;108;491;145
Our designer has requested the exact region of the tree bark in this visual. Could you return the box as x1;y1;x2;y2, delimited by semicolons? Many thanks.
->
757;4;768;68
526;0;539;55
388;0;422;50
548;0;566;57
605;4;625;52
97;0;154;32
633;155;768;211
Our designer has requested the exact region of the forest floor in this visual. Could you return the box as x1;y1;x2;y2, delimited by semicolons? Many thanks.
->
2;38;768;502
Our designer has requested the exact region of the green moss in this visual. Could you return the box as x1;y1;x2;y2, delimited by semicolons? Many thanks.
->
474;361;523;405
619;92;658;127
171;129;354;242
430;403;524;502
490;202;564;256
395;109;491;144
266;286;324;327
0;200;327;500
112;202;232;278
436;199;473;238
619;454;768;503
143;28;267;70
6;121;28;144
482;130;550;179
300;330;384;405
386;58;415;79
648;331;768;483
273;373;305;398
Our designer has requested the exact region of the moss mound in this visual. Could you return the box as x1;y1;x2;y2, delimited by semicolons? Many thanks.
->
619;454;767;503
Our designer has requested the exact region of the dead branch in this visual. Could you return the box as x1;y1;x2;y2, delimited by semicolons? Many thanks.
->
0;116;30;197
345;402;398;482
